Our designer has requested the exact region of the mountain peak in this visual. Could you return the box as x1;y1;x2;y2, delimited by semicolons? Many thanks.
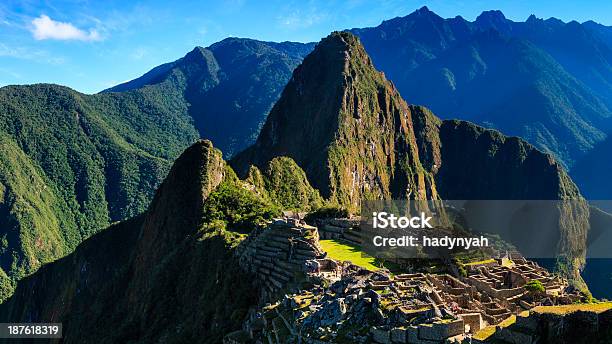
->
314;31;373;66
545;17;565;26
151;139;224;211
182;46;217;67
319;31;363;50
526;14;541;23
476;10;507;23
140;139;225;247
232;32;438;208
474;10;514;33
130;139;226;291
405;5;443;21
416;5;431;13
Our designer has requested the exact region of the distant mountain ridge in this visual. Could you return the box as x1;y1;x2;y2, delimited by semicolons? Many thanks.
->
104;38;315;157
476;10;612;110
350;6;612;170
104;8;612;195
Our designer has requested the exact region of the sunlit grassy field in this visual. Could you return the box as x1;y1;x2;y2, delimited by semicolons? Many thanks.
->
319;239;380;271
473;314;517;340
533;302;612;315
463;259;496;266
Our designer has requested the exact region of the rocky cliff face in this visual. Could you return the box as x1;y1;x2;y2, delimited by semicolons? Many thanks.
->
409;106;581;200
410;106;588;288
0;140;260;343
232;32;440;210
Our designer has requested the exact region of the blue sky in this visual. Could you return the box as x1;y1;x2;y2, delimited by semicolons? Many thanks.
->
1;0;611;94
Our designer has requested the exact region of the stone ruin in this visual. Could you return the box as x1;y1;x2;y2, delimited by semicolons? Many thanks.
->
226;216;585;344
463;255;581;316
313;217;362;244
229;268;472;343
237;216;324;299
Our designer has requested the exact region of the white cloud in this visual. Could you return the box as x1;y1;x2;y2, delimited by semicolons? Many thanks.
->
30;15;101;41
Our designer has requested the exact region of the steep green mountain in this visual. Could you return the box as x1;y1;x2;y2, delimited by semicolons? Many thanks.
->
244;157;324;211
232;32;440;210
232;32;581;207
105;38;314;157
350;7;612;169
0;38;313;297
232;32;587;285
0;140;278;342
0;83;198;292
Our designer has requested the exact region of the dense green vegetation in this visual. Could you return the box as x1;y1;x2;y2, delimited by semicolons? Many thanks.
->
0;269;13;303
0;38;313;292
203;167;279;232
304;205;350;224
526;280;546;294
0;83;198;288
244;157;323;211
105;38;314;158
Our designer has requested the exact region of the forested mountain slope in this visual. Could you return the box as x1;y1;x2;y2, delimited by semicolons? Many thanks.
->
0;82;198;297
